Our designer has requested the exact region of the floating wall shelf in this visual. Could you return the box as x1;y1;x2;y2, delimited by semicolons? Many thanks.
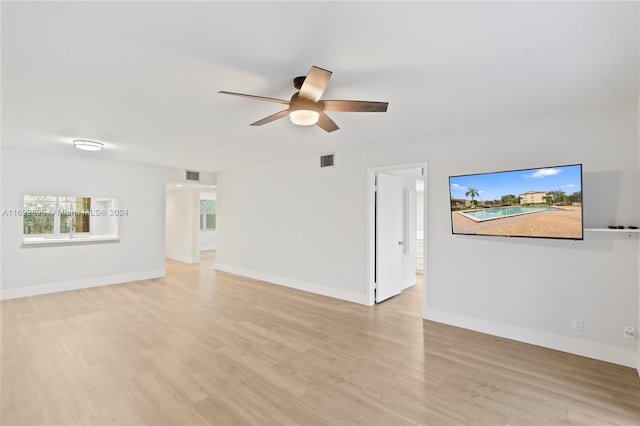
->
584;228;640;232
584;228;639;238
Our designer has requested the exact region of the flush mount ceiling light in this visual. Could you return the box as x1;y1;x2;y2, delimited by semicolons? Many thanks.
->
73;139;104;151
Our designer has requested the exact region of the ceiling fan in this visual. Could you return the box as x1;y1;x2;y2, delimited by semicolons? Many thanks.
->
219;66;388;133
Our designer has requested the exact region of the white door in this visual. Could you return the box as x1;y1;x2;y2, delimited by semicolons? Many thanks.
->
375;173;404;302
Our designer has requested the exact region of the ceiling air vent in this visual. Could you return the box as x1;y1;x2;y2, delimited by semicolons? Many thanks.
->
320;154;335;168
186;170;200;181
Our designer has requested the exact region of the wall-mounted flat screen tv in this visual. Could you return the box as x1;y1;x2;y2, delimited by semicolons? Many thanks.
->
449;164;583;240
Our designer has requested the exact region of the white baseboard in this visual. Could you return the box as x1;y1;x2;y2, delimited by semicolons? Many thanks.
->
165;252;199;264
0;269;166;300
215;263;369;305
425;309;639;369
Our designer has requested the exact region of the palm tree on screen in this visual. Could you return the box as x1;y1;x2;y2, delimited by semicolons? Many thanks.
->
465;187;479;206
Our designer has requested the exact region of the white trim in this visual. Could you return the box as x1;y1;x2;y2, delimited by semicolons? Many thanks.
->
165;253;200;264
425;309;639;368
0;269;166;300
215;263;370;306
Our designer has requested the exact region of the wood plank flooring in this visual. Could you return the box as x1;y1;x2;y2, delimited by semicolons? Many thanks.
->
2;251;639;425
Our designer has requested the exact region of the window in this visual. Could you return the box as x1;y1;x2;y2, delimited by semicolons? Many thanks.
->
23;195;91;236
200;198;216;231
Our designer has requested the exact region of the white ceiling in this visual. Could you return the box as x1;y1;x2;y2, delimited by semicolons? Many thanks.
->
2;1;638;173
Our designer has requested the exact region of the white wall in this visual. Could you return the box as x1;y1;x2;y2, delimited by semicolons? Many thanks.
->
0;148;184;299
217;102;639;367
90;198;118;236
200;230;216;250
165;188;200;263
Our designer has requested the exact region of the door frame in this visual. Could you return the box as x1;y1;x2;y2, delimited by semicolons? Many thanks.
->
366;161;428;310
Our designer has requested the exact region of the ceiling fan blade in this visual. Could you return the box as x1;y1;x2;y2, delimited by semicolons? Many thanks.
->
218;91;290;105
250;109;290;126
316;112;339;133
320;100;389;112
299;66;332;102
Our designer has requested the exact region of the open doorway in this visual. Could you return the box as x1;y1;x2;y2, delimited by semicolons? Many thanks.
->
199;191;217;251
367;162;427;306
165;182;216;264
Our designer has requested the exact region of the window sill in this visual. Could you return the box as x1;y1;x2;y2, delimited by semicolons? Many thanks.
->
22;235;120;247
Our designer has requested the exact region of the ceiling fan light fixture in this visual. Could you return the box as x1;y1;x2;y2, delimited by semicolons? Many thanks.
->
289;109;320;126
73;139;104;151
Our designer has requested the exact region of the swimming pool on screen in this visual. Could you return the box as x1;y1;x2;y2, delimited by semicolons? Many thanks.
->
458;206;565;222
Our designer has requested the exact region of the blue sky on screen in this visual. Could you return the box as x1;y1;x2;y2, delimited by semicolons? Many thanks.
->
449;165;582;201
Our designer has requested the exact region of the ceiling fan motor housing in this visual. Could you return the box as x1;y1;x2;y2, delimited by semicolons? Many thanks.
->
293;76;306;90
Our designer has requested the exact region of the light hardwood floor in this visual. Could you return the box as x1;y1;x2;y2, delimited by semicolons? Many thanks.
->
2;251;639;425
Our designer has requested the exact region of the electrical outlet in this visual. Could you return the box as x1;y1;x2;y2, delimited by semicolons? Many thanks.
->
623;326;636;340
572;318;583;332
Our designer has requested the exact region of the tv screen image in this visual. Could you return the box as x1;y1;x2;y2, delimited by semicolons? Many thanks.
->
449;164;583;240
